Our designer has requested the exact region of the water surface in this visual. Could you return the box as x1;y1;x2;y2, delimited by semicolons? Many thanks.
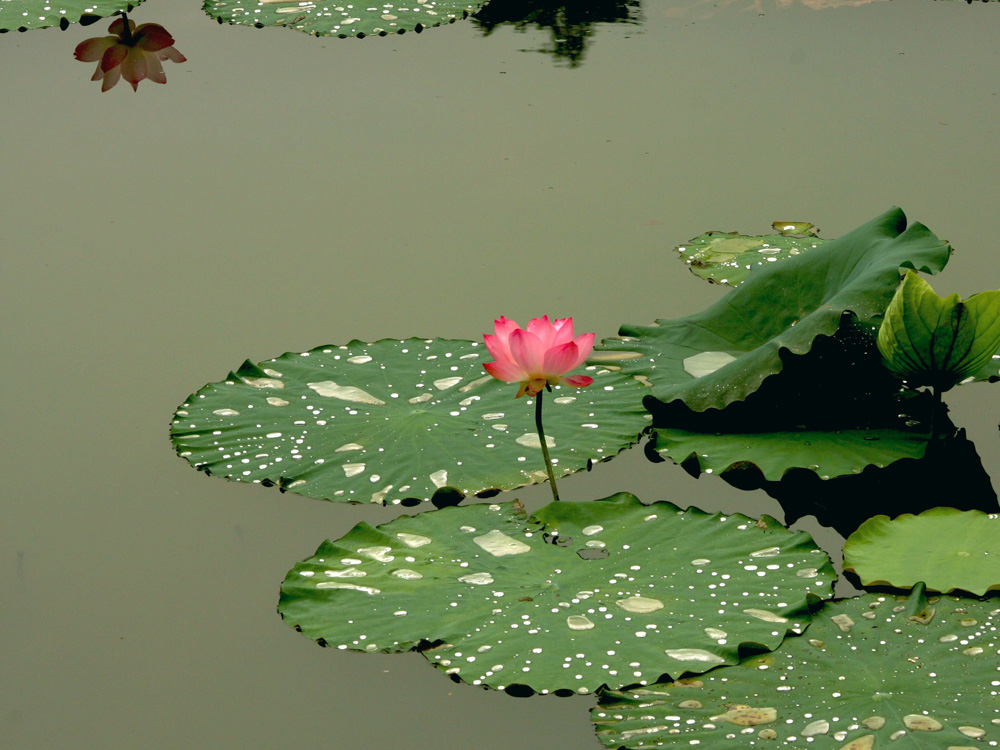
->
1;1;998;748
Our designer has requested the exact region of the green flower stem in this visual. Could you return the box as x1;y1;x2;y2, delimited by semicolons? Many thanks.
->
534;387;561;502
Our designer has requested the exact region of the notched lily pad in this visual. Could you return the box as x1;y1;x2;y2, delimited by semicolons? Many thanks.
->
593;586;1000;748
203;0;483;38
844;507;1000;595
0;0;141;31
279;493;836;694
676;223;825;288
652;424;930;483
597;208;952;412
171;338;649;506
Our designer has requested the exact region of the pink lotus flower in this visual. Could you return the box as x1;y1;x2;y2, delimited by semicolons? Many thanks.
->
74;17;186;92
483;316;595;398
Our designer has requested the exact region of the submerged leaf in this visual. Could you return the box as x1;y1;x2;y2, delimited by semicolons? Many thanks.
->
844;507;1000;595
279;494;836;694
598;208;952;412
171;338;648;505
877;270;1000;391
593;587;1000;748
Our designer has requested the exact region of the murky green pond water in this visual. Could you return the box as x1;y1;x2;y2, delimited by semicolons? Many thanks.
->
2;1;998;748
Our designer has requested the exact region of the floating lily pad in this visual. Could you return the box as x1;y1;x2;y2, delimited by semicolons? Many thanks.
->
203;0;483;38
595;208;952;412
593;586;1000;748
652;424;930;483
844;508;1000;596
0;0;141;31
171;338;649;506
676;226;825;288
279;493;836;694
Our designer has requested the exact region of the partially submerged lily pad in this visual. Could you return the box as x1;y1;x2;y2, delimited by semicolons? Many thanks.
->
0;0;141;31
750;425;997;539
171;338;649;505
596;208;952;412
279;493;836;694
652;423;930;483
844;508;1000;595
644;317;933;482
203;0;484;37
593;586;1000;748
676;224;825;288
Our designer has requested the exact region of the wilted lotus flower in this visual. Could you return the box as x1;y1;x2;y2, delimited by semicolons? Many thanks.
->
75;16;186;92
483;316;595;398
877;270;1000;392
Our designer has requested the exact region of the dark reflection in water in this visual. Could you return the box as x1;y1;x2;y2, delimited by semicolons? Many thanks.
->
735;426;998;538
472;0;642;66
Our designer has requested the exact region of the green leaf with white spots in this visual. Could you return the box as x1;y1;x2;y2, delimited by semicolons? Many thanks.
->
171;338;649;506
202;0;483;38
593;586;1000;749
676;225;826;288
652;423;930;483
0;0;142;31
595;208;952;412
278;493;836;694
844;508;1000;596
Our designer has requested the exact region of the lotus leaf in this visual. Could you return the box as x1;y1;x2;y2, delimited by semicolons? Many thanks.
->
171;338;649;505
203;0;483;37
968;344;1000;383
878;270;1000;391
279;494;836;694
593;586;1000;748
753;425;997;539
652;424;929;483
0;0;140;31
595;208;952;412
644;317;933;482
676;225;825;288
844;507;1000;595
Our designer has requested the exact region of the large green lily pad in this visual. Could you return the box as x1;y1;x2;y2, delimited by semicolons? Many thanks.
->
279;494;836;694
593;586;1000;749
171;338;649;506
844;508;1000;596
595;208;952;412
0;0;141;31
676;223;825;288
203;0;483;38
